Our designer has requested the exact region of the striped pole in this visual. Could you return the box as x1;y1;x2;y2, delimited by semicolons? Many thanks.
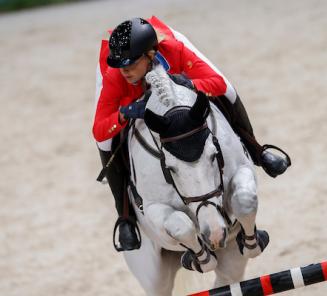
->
189;261;327;296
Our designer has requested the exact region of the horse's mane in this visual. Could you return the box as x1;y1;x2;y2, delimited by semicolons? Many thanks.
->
145;64;196;116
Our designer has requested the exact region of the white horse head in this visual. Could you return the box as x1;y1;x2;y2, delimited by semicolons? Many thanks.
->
144;66;228;250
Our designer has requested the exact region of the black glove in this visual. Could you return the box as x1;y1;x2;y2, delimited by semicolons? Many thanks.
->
120;99;147;120
169;73;194;90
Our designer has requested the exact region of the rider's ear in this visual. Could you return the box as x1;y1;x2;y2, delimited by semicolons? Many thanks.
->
189;91;210;122
144;109;171;134
146;50;156;59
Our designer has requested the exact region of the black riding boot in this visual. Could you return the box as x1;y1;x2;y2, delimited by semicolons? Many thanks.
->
98;147;140;251
211;94;290;177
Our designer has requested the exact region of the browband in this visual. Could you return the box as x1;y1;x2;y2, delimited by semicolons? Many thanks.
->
160;122;208;143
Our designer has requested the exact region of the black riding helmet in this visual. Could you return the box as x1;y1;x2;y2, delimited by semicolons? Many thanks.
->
107;18;158;68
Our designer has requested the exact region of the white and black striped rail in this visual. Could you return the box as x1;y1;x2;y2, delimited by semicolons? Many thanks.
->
189;261;327;296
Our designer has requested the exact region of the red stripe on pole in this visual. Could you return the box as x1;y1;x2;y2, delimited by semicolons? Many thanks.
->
188;291;210;296
321;261;327;281
260;275;274;295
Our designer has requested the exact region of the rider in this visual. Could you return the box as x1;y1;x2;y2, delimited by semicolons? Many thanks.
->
92;16;290;251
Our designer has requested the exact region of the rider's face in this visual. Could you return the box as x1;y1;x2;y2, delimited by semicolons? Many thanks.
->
120;55;151;84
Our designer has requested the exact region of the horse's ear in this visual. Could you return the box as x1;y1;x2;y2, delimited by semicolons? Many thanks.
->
189;91;210;122
144;109;171;134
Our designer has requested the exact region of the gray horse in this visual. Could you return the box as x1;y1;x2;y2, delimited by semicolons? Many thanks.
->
124;65;269;296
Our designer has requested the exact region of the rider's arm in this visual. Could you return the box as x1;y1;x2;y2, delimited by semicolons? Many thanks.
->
149;16;237;102
173;30;238;103
180;45;227;95
92;71;128;142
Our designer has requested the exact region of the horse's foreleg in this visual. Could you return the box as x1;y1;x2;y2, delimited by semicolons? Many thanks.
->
228;166;269;258
164;211;217;273
146;204;217;273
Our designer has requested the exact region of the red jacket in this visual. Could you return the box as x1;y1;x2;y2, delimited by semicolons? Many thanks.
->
93;16;235;142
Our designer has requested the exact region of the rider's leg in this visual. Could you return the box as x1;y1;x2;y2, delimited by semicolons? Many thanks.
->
211;94;290;177
227;166;269;258
146;203;217;273
97;138;139;251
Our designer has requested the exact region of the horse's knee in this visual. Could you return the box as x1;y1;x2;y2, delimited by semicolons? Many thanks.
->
164;211;196;242
229;166;257;218
231;188;258;218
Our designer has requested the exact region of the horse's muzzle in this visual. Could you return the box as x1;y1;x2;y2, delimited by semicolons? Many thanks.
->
202;227;227;251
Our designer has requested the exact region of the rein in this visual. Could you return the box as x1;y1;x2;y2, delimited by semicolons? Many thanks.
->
147;111;226;206
143;107;232;225
151;119;233;228
96;119;135;183
131;110;233;227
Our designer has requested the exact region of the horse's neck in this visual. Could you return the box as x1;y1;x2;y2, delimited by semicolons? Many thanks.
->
208;102;251;179
128;120;186;209
208;102;234;139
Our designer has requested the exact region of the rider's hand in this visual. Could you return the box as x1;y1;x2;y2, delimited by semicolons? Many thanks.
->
119;112;127;124
120;99;147;120
169;73;195;90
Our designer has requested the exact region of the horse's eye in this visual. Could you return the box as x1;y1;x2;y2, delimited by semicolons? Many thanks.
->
167;166;176;174
211;154;217;163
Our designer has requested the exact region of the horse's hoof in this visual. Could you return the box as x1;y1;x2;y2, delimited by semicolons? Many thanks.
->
236;229;269;258
257;230;269;251
181;250;203;273
181;249;217;273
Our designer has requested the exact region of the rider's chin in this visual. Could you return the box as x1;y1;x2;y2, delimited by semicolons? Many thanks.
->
125;77;134;84
123;75;136;84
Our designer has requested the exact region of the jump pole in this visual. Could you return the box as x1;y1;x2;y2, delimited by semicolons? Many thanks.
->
189;261;327;296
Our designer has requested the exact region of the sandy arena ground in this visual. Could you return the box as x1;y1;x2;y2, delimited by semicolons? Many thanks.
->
0;0;326;295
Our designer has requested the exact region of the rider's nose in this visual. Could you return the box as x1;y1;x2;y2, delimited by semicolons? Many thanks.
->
121;67;130;74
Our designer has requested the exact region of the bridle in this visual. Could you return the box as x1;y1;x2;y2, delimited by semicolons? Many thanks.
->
131;108;234;230
149;119;226;207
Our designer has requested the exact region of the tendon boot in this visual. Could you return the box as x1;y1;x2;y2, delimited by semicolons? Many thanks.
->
211;94;291;177
236;226;270;258
98;147;140;251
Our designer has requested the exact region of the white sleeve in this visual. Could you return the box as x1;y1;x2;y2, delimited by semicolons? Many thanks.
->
94;62;112;151
94;62;103;112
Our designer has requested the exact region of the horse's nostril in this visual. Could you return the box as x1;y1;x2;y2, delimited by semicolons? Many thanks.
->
219;228;227;248
201;233;210;245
